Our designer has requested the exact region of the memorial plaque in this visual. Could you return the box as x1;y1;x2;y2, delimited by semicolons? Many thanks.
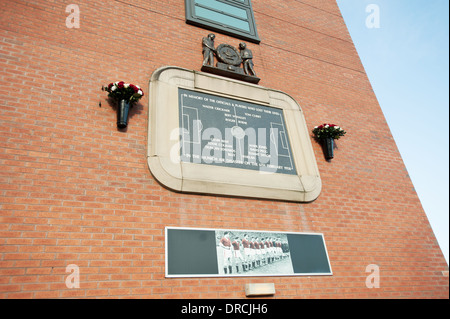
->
179;88;297;175
148;66;322;202
165;227;332;278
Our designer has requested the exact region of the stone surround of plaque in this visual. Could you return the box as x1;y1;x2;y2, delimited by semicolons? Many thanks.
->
147;66;321;202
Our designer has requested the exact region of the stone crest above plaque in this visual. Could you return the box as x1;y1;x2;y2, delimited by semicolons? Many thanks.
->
201;34;260;84
147;66;321;202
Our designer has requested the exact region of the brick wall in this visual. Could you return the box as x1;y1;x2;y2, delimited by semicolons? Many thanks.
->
0;0;448;298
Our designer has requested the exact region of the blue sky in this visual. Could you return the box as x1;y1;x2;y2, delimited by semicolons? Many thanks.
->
336;0;449;264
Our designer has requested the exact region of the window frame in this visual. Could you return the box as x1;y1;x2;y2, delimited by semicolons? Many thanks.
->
185;0;260;44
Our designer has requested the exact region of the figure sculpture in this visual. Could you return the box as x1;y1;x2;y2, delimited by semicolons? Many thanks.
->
239;42;256;77
202;33;216;67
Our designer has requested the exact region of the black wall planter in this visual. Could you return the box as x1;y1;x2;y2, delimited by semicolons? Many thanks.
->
117;99;130;129
322;137;334;160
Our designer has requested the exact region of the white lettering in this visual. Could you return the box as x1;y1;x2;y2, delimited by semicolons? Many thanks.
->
65;4;80;29
365;264;380;288
366;4;380;29
181;303;215;317
65;264;80;288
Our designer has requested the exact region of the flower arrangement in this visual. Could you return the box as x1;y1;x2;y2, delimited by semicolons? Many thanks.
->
312;123;346;140
105;81;144;104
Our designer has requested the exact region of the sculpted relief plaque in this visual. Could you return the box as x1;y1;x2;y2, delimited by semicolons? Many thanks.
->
147;66;321;202
201;33;260;83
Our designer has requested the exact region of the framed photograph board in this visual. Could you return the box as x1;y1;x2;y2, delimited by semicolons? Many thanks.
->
165;227;332;278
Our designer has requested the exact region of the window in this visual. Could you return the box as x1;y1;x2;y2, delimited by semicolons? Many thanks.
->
185;0;260;43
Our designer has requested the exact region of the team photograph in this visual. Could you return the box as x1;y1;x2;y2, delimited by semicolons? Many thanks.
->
216;230;294;276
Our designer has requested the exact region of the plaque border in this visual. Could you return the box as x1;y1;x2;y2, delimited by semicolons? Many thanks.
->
147;66;321;202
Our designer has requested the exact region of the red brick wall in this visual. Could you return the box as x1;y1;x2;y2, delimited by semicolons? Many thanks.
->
0;0;448;298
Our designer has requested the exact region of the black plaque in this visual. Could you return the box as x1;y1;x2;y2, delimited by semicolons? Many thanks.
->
166;228;218;276
178;88;297;175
